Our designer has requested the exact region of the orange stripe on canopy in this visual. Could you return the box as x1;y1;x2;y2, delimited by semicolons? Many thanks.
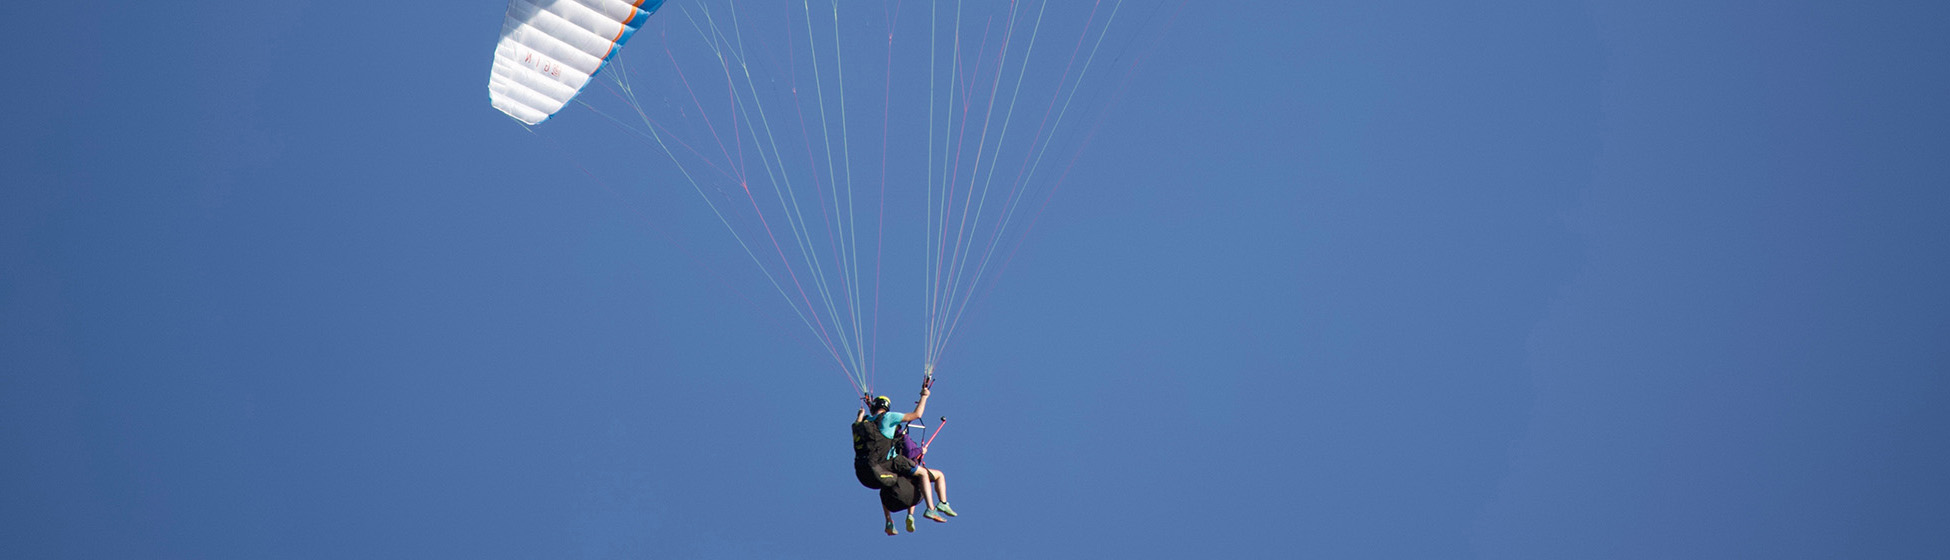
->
612;0;647;46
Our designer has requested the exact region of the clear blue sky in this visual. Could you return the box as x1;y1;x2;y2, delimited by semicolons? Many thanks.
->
5;1;1948;558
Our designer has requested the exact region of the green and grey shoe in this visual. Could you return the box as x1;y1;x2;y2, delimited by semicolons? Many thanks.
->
936;502;958;517
905;513;916;533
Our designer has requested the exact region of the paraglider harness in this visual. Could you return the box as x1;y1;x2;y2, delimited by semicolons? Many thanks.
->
851;376;939;490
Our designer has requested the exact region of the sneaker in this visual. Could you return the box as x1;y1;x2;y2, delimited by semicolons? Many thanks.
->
885;521;897;536
936;502;958;517
923;509;948;523
905;514;916;533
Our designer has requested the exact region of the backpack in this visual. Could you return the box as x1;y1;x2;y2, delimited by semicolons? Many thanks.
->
851;414;900;489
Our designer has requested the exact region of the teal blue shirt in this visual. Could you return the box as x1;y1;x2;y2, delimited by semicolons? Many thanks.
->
874;412;908;460
875;412;907;439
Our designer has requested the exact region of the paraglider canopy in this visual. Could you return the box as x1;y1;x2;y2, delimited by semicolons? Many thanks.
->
488;0;665;124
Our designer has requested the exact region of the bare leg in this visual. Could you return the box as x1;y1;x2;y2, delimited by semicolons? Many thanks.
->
917;468;946;522
917;469;937;509
929;468;949;504
883;507;895;536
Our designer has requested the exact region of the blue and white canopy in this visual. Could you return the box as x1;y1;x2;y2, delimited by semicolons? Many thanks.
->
489;0;664;125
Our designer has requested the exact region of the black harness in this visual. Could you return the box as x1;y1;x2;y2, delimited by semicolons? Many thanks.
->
851;412;901;489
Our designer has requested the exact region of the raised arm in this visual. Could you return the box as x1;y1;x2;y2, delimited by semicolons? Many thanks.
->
903;387;930;422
